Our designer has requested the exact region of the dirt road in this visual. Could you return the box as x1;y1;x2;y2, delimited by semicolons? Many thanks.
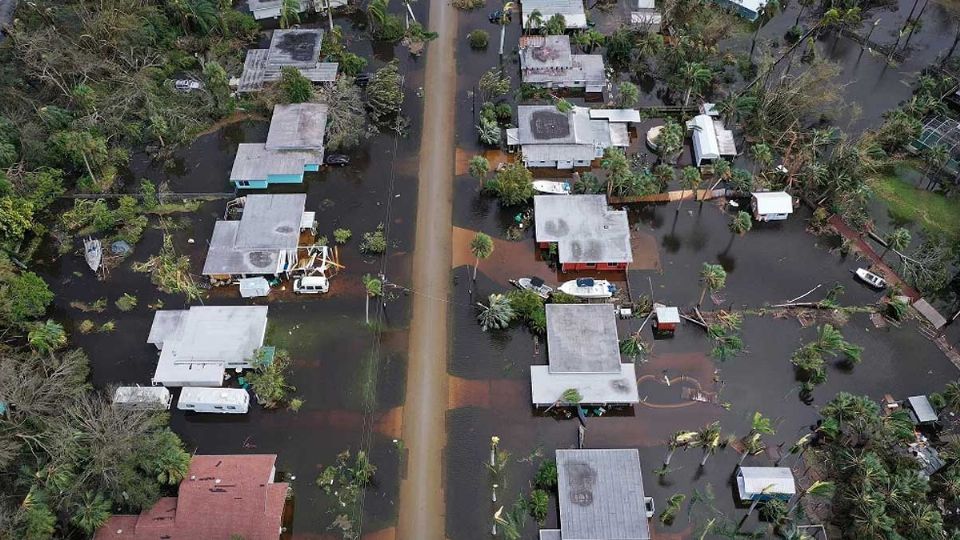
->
396;0;457;537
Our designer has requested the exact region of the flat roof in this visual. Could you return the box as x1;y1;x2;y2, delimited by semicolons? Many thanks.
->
908;395;938;423
520;35;573;71
556;449;650;540
230;143;321;182
736;467;796;500
546;304;621;373
113;386;171;404
534;195;633;264
265;103;328;151
235;194;307;250
266;29;323;69
522;0;588;29
655;306;680;324
589;109;643;123
203;221;281;276
150;306;268;386
179;387;250;406
531;364;639;405
752;192;793;215
523;144;599;163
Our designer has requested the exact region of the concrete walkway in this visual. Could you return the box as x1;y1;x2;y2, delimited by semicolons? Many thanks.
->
396;0;457;537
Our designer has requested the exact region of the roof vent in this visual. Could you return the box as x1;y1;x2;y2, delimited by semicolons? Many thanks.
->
215;478;222;484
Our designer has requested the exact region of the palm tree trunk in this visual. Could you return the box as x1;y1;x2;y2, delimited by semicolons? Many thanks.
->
677;188;685;212
405;1;417;22
700;450;711;467
947;25;960;60
739;451;749;465
365;295;370;324
794;5;805;26
499;25;506;56
473;257;480;280
787;492;804;514
663;447;675;466
81;151;97;186
326;0;334;31
698;285;708;307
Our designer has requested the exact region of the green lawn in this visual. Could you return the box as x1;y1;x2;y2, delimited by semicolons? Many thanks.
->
872;162;960;241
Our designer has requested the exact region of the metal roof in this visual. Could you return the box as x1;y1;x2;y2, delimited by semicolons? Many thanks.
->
266;29;323;69
522;0;588;29
530;364;639;406
751;192;793;215
235;194;307;250
555;449;650;540
230;143;321;182
908;395;938;423
265;103;328;151
179;387;250;406
247;0;310;18
655;306;680;324
589;109;643;123
546;304;621;373
534;195;633;264
520;35;574;71
736;467;796;501
687;114;720;163
539;531;562;540
636;0;655;8
523;144;599;164
150;306;268;387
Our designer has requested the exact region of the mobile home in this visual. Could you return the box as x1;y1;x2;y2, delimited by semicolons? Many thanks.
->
177;387;250;414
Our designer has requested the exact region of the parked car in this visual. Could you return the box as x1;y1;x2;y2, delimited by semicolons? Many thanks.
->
488;9;509;23
325;154;350;166
293;275;330;294
174;79;203;92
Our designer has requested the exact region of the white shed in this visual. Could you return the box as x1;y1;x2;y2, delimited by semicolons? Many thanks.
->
113;386;172;410
238;277;271;298
751;192;794;221
736;466;796;502
177;387;250;414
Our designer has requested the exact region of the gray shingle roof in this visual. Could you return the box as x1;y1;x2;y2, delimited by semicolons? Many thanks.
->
556;449;650;540
546;304;620;373
534;195;633;265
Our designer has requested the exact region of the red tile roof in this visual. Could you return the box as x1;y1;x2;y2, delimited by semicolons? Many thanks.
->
95;454;288;540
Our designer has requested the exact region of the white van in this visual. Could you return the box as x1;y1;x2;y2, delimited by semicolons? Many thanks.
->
113;386;172;410
177;387;249;414
293;275;329;294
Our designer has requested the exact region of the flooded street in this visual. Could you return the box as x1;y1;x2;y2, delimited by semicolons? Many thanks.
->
396;0;457;536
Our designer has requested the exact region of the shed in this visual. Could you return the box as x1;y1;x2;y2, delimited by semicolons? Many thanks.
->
549;449;651;540
736;467;796;502
687;114;720;165
654;306;680;332
907;395;938;424
238;277;271;298
751;192;793;221
533;195;632;271
113;386;172;410
522;0;588;29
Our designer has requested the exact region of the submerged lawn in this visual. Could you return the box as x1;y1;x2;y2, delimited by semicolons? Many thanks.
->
872;161;960;241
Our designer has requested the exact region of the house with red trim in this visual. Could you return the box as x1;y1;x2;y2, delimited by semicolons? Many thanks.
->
95;454;288;540
533;195;633;272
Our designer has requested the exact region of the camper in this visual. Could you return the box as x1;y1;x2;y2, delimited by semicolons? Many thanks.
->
293;275;329;294
113;386;173;410
177;387;250;414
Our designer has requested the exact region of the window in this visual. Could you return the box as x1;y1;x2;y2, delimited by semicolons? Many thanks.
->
214;405;223;410
583;263;596;269
236;180;249;187
227;406;235;410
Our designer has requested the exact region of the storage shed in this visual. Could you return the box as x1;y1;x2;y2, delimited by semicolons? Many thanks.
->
654;305;680;333
907;395;939;425
736;466;796;502
751;192;794;221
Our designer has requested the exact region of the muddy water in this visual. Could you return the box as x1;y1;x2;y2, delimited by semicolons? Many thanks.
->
34;11;437;537
396;0;458;537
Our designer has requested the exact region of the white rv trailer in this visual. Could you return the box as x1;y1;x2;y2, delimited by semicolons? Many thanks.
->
112;386;173;410
177;387;250;414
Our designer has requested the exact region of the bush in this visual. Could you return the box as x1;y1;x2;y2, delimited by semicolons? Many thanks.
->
2;271;54;324
338;52;368;77
486;161;534;206
333;228;353;244
453;0;485;8
528;489;550;525
534;459;558;489
468;29;489;49
248;348;294;408
360;224;387;254
279;67;314;103
115;293;138;312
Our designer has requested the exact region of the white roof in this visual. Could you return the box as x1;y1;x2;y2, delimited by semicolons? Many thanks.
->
636;0;655;8
506;128;520;146
179;387;250;406
238;277;271;298
589;109;643;123
230;143;321;182
265;103;328;152
655;306;680;324
751;192;793;215
546;304;621;373
610;123;630;147
730;0;766;15
522;0;588;29
534;195;633;264
736;467;796;500
531;364;639;406
687;114;720;163
150;306;268;387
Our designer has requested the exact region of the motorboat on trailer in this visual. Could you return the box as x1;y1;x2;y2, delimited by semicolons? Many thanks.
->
558;278;615;299
854;268;887;289
532;181;572;195
511;277;553;299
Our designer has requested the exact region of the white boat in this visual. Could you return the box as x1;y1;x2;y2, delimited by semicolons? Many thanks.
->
558;278;615;299
512;277;553;299
854;268;887;289
84;237;102;272
532;180;571;195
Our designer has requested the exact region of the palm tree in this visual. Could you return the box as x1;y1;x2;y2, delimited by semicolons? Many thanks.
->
922;143;950;190
729;211;752;234
944;380;960;411
470;232;494;280
712;158;732;184
497;2;515;57
677;166;701;212
573;29;605;53
324;0;335;31
280;0;301;29
368;0;389;31
663;430;698;465
750;142;773;177
696;421;722;467
477;294;515;331
654;163;675;189
881;227;910;259
362;273;383;324
777;433;813;466
28;320;67;354
401;0;417;22
525;9;543;34
70;492;112;534
750;0;781;60
698;263;727;307
468;155;490;187
739;411;774;464
680;62;713;107
787;480;835;514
